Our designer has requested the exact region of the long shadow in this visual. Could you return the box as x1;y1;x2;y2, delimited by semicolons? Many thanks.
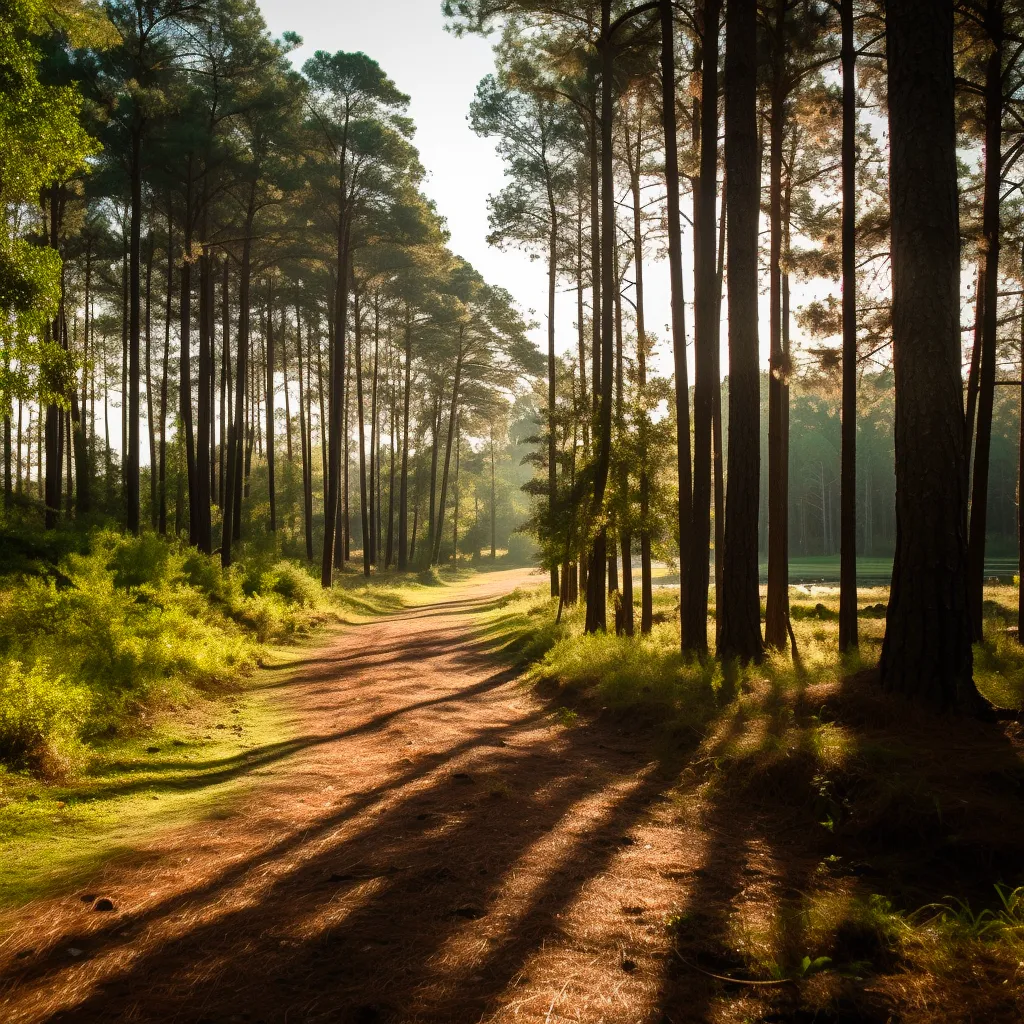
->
0;563;677;1021
655;666;1024;1024
73;662;524;806
0;700;551;996
5;705;674;1022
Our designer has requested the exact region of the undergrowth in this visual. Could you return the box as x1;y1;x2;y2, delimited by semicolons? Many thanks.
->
0;526;440;780
486;579;1024;1022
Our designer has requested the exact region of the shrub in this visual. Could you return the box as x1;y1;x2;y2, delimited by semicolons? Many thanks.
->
0;659;90;773
0;529;331;776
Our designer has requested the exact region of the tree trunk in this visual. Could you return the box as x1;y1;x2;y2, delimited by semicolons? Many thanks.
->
585;0;615;635
44;188;64;528
427;394;441;557
321;146;350;585
631;144;654;635
159;208;172;535
713;180;727;627
490;429;497;559
615;258;633;637
967;0;1004;643
661;0;694;647
282;304;292;466
127;127;142;535
354;290;371;576
838;0;859;652
296;303;314;561
2;410;9;507
1018;243;1024;643
145;229;156;527
339;338;351;565
684;0;720;653
385;368;396;568
452;416;461;561
221;195;255;567
765;0;789;651
879;0;980;710
180;164;198;546
196;230;212;554
76;243;92;515
398;309;412;570
369;294;380;565
717;0;763;663
432;339;465;566
219;259;229;510
546;168;560;597
266;278;277;532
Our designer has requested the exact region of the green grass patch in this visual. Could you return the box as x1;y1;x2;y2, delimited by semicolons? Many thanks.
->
0;640;299;908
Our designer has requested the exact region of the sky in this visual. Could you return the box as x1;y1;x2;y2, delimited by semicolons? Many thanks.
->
258;0;678;373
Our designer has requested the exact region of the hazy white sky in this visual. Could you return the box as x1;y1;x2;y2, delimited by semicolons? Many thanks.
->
258;0;679;374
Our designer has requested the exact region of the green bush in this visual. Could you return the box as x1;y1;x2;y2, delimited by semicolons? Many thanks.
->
0;529;332;776
0;659;90;769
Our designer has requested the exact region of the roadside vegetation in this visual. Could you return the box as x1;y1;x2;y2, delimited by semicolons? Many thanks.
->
482;581;1024;1023
0;516;503;909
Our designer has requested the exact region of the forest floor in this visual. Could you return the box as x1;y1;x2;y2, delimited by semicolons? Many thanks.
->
0;568;1022;1023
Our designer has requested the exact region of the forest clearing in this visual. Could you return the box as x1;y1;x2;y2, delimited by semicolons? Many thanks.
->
3;0;1024;1020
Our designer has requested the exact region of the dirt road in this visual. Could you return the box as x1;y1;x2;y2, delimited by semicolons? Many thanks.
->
0;568;723;1024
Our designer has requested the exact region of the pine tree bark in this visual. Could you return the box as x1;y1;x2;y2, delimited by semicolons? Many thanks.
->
145;230;157;527
398;308;412;570
266;278;277;532
713;184;726;626
630;129;654;634
545;144;560;598
660;0;694;647
615;264;633;636
386;364;397;568
368;293;380;565
296;303;314;561
586;0;615;634
195;225;213;555
765;0;789;651
221;191;255;566
158;209;172;535
126;127;142;535
321;141;351;585
879;0;980;710
354;290;371;577
1018;243;1024;644
219;260;229;510
180;162;198;545
44;189;63;528
433;340;465;566
684;0;719;653
425;394;438;556
967;0;1004;643
75;241;92;515
282;306;292;467
717;0;763;663
838;0;859;652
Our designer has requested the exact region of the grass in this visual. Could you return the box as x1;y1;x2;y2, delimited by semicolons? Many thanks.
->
482;577;1024;1022
0;525;481;909
0;646;292;907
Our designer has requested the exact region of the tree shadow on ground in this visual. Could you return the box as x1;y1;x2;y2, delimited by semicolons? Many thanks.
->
657;666;1024;1024
3;584;1023;1024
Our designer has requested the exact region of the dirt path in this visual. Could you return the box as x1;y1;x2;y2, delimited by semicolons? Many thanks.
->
0;569;727;1024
